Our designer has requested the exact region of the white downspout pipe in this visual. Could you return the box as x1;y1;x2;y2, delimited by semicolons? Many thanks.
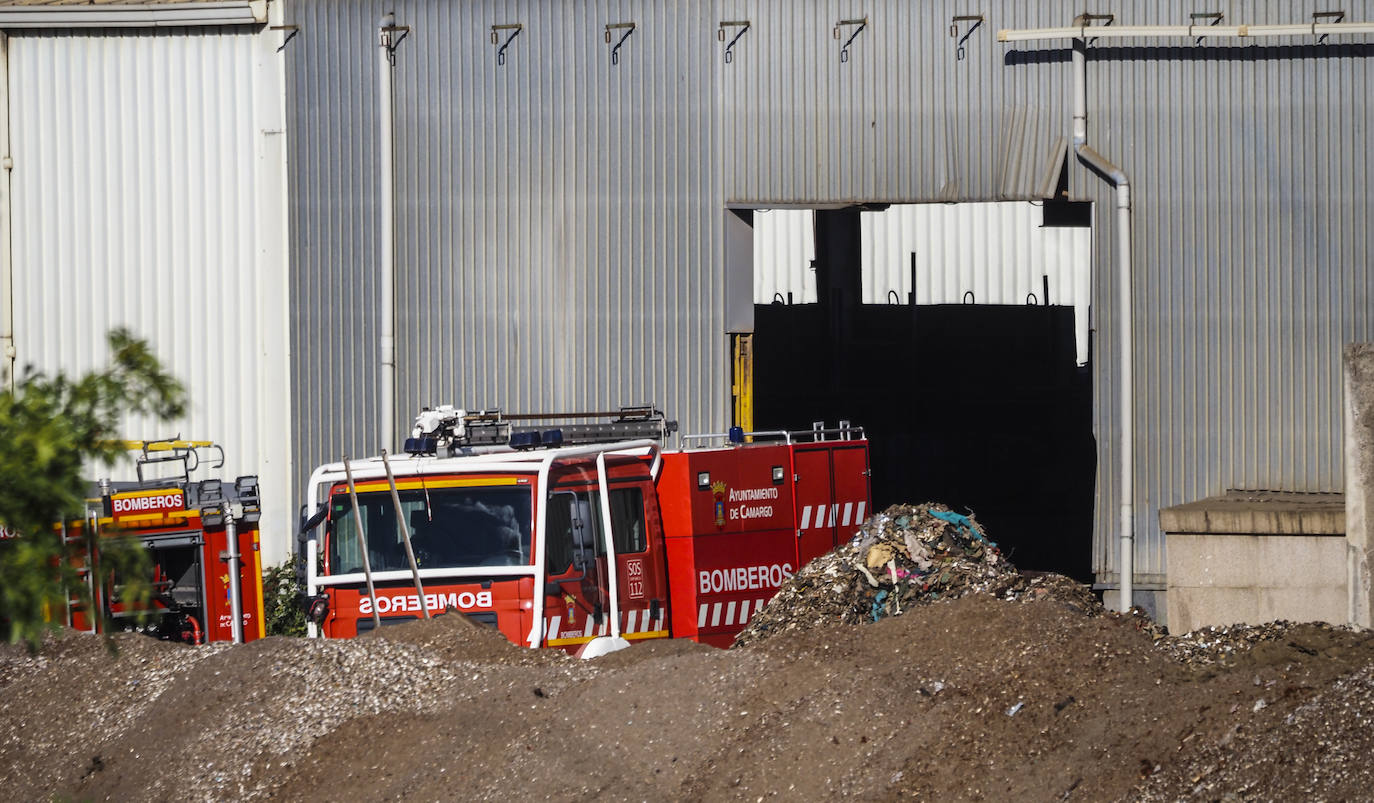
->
378;13;397;452
223;503;244;644
1073;37;1134;612
0;32;15;393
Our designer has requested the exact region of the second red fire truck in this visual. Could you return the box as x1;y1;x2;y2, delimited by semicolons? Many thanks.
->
302;406;869;652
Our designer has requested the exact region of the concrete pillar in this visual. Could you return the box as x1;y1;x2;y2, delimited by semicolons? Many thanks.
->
1344;344;1374;628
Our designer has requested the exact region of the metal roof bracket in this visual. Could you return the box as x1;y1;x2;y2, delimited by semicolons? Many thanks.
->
950;14;985;60
1188;11;1223;45
1314;10;1346;43
718;20;751;64
491;23;523;66
270;24;299;54
833;17;867;63
605;22;636;66
381;23;410;66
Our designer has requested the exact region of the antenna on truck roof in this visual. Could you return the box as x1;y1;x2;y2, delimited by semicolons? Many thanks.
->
405;404;677;455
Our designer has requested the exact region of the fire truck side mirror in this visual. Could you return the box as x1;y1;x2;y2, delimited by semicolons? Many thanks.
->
299;505;328;538
305;593;329;624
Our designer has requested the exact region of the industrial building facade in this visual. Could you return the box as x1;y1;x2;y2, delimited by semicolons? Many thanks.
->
4;1;1372;610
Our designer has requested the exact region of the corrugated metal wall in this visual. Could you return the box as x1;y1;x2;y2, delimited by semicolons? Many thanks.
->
287;0;725;482
1080;9;1374;585
286;0;1374;588
713;0;1374;585
9;26;295;561
717;1;1068;204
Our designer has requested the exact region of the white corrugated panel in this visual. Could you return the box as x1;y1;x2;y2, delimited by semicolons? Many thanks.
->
751;202;1091;364
9;26;293;562
861;202;1091;365
752;210;816;304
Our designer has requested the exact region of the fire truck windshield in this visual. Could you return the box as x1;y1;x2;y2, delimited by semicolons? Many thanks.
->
328;485;532;574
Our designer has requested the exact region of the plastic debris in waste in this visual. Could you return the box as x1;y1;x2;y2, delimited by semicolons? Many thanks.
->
737;502;1026;645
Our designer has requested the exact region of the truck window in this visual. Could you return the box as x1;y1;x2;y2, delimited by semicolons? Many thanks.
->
542;487;646;573
545;493;575;575
604;488;646;554
329;486;532;573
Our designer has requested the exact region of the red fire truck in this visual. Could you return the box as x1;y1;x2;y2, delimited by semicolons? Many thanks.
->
302;407;869;653
65;440;266;644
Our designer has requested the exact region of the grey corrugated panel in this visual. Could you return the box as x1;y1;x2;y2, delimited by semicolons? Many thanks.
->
1058;2;1374;581
288;0;727;501
287;1;381;482
286;0;1374;590
725;0;1027;203
387;0;722;427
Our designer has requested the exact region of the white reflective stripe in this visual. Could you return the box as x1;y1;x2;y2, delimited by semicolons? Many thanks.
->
626;609;639;633
583;616;595;638
800;505;813;530
710;603;722;627
738;601;752;624
698;603;708;628
842;502;853;526
828;504;838;527
601;620;610;636
856;501;866;524
547;616;561;640
724;600;737;626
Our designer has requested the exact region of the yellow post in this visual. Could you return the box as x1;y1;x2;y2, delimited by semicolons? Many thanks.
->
731;333;754;432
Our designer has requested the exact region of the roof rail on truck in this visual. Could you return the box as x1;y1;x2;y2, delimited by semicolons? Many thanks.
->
678;420;865;448
405;403;677;455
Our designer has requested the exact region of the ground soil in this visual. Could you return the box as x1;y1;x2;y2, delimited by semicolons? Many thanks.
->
3;589;1374;802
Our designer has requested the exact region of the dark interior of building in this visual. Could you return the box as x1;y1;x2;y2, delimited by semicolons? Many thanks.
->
750;208;1097;582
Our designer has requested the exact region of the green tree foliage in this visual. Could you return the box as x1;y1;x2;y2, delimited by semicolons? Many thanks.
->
0;329;186;648
262;560;306;637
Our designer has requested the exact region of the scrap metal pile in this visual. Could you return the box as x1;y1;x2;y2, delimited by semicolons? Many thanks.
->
736;503;1101;647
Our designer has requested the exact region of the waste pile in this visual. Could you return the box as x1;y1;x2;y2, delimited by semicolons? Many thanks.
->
737;503;1033;646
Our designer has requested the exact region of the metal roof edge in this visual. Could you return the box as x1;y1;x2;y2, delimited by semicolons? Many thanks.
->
0;1;265;29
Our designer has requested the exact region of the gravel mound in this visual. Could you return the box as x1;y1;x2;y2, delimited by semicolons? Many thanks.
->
5;503;1374;801
359;605;571;666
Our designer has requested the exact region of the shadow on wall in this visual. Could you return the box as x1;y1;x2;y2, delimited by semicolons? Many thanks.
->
753;301;1097;583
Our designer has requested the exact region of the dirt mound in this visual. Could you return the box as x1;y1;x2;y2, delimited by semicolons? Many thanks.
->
358;606;569;666
4;594;1373;802
5;502;1374;801
1138;660;1374;800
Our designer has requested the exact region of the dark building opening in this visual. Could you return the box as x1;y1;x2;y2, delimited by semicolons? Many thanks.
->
750;208;1096;582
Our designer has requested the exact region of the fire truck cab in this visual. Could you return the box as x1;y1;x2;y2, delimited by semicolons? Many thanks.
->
303;407;869;652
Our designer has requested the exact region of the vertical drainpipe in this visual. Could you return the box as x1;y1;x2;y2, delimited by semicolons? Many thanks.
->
378;14;397;452
0;32;15;393
1072;37;1134;612
224;502;244;644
